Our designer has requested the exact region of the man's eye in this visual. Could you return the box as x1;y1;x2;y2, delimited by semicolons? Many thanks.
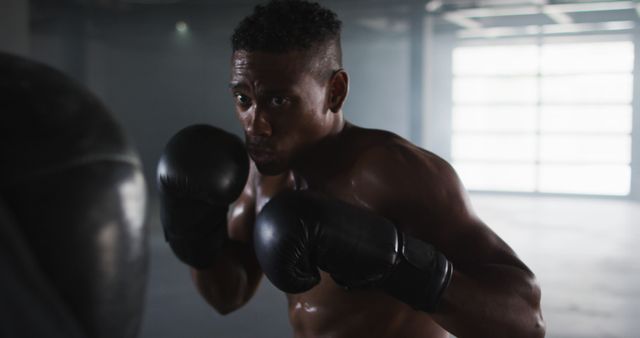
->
235;94;251;105
271;96;287;106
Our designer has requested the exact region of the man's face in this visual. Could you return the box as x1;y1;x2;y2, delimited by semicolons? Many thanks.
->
230;50;332;175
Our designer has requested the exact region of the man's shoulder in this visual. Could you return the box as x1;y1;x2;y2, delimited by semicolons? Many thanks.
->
348;127;452;178
345;128;469;235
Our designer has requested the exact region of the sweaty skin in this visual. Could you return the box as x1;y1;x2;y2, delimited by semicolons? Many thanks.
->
191;50;545;338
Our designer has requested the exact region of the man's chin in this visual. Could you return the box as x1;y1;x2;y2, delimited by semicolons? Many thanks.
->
254;159;288;176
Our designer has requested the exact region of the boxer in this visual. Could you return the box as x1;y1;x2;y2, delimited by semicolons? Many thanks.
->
158;1;545;337
0;52;148;338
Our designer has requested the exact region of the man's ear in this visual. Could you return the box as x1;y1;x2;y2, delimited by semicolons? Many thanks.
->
328;69;349;113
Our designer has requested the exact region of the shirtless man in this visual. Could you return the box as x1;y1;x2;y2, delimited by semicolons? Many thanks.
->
157;1;545;337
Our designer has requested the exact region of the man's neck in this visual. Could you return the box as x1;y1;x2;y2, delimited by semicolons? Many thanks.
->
291;116;349;188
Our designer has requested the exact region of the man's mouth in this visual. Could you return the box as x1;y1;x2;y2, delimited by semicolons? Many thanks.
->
246;144;275;162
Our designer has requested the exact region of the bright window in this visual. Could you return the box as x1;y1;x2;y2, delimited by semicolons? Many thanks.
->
451;39;633;195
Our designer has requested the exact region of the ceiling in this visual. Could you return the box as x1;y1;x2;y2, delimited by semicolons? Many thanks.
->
30;0;640;36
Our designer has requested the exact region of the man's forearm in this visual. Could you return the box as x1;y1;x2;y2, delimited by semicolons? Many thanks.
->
190;240;262;315
432;264;545;338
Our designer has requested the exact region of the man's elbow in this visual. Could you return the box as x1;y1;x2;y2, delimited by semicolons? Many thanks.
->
521;273;545;338
504;306;545;338
211;299;246;316
517;311;545;338
191;269;253;316
527;295;546;338
202;285;254;316
516;303;545;338
530;316;546;338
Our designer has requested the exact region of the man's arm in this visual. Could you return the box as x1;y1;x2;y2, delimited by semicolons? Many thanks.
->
190;163;263;315
426;200;544;338
158;125;263;315
357;142;545;338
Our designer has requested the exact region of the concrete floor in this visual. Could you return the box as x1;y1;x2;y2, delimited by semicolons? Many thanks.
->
138;194;640;338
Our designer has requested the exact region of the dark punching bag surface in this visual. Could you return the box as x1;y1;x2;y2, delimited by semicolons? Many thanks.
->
0;52;149;338
0;197;85;338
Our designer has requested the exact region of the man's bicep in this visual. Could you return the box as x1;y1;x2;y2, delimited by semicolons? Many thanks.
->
439;214;528;272
356;142;527;270
404;157;527;272
436;184;528;274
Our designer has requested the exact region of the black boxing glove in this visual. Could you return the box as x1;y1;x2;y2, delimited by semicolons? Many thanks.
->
254;190;453;312
157;125;249;269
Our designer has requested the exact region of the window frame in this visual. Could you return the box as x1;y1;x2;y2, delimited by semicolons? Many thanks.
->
445;32;637;198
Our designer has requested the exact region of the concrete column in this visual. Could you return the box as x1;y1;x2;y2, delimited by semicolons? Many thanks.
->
630;24;640;200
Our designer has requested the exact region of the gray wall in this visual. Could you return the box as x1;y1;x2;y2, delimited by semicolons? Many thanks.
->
23;2;414;189
0;0;29;56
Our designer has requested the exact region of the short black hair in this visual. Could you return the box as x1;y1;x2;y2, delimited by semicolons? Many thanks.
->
232;0;342;55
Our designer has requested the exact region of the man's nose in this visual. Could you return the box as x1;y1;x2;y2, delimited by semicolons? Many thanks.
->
246;107;272;137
